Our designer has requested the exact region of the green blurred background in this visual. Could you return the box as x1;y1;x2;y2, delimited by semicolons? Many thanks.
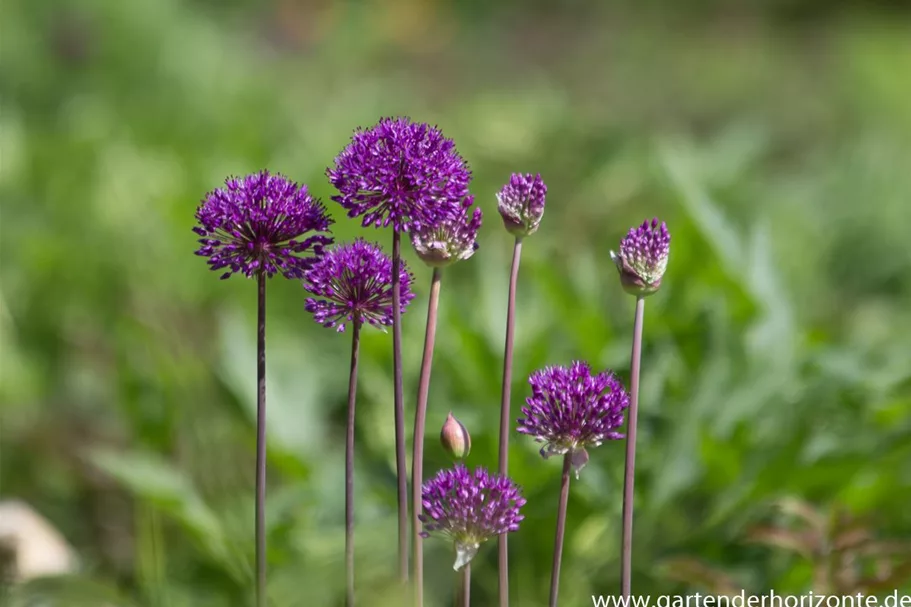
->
2;0;911;604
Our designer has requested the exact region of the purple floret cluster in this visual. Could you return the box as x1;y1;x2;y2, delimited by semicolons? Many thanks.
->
420;464;526;569
611;217;671;296
410;196;483;267
303;239;415;332
517;361;630;473
327;117;472;233
193;170;333;280
496;172;547;237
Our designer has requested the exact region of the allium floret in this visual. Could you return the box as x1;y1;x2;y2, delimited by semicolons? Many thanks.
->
419;464;526;570
517;361;629;477
496;172;547;237
610;218;670;296
303;239;415;332
410;196;482;267
193;170;333;280
327;117;472;233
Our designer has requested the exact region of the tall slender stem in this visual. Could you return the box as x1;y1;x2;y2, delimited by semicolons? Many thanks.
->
549;453;572;607
497;237;522;607
412;268;443;607
345;321;363;607
620;296;645;596
255;272;267;607
391;230;409;582
460;562;471;607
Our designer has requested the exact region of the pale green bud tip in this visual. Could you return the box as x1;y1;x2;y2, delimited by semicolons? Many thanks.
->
440;412;471;460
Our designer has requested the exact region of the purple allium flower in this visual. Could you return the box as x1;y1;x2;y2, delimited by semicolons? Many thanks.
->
410;196;482;267
420;464;526;570
193;171;334;280
517;361;629;477
327;117;472;233
610;218;670;296
496;173;547;237
303;239;415;332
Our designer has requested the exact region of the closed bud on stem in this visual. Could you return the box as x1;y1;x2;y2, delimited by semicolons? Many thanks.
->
440;412;471;460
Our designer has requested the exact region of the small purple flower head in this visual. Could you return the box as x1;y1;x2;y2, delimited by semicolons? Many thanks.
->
440;412;471;460
327;117;472;233
496;173;547;237
193;171;334;280
302;239;415;332
517;361;629;477
420;464;526;570
410;196;482;267
610;218;670;296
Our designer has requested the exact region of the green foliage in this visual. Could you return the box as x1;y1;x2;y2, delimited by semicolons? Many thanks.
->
2;0;910;604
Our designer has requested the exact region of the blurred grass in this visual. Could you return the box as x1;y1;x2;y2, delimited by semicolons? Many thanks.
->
2;0;911;604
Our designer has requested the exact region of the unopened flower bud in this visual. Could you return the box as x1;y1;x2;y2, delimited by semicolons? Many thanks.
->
610;218;670;297
440;412;471;460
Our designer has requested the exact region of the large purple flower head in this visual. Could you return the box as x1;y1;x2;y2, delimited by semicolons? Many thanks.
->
420;464;526;570
193;171;334;280
517;361;629;477
303;239;415;332
327;117;472;233
610;218;670;297
410;196;482;267
496;172;547;237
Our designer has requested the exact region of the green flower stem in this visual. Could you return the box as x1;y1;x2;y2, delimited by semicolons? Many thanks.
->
497;237;523;607
620;296;645;596
412;268;443;607
345;320;362;607
391;230;409;583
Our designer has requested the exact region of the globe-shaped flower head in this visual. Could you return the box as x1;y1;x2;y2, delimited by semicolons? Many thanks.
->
610;218;670;297
193;171;334;279
517;361;629;477
420;464;526;570
410;196;482;267
303;239;415;332
496;172;547;237
327;117;472;233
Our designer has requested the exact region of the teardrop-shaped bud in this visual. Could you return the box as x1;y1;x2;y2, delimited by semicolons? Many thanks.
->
440;412;471;460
